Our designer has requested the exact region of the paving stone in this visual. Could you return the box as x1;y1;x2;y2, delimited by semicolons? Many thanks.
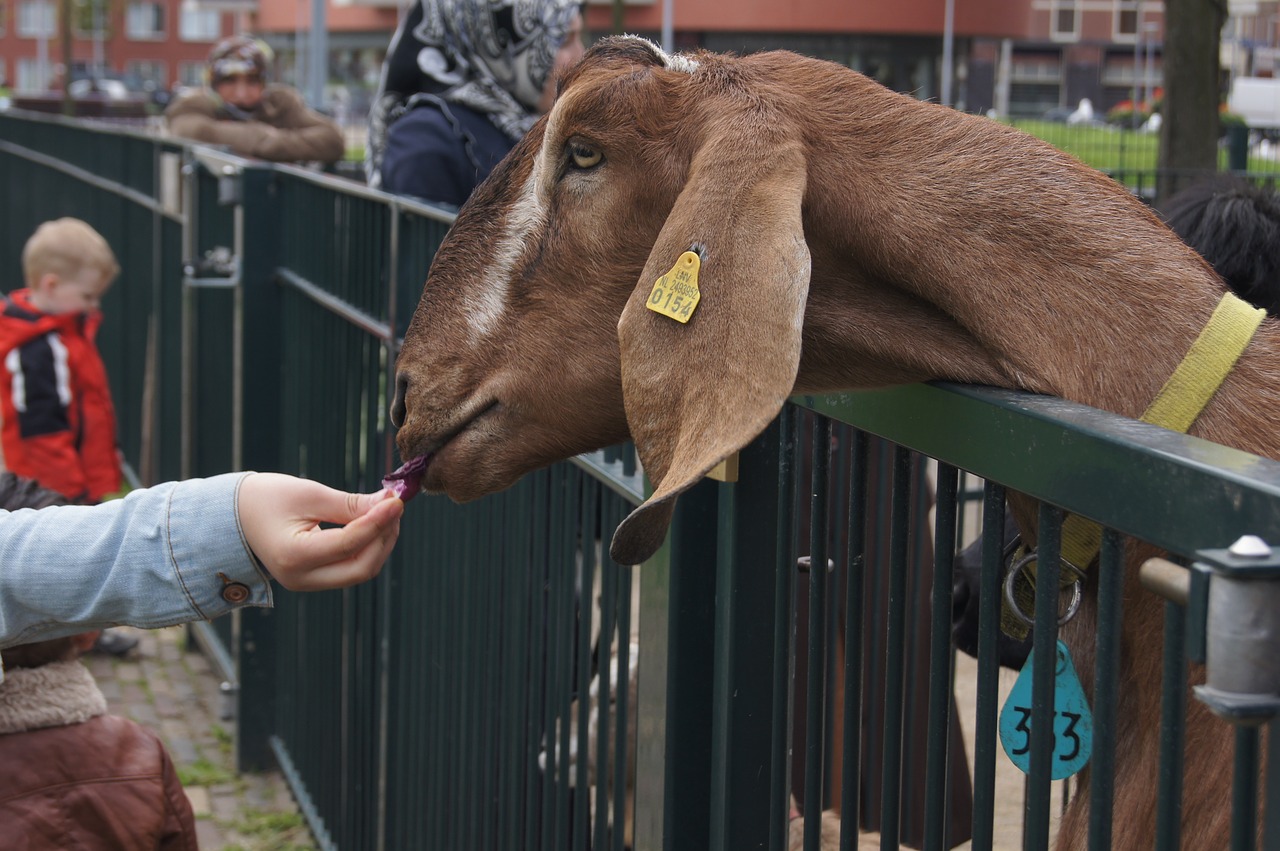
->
167;736;199;765
152;693;184;719
185;652;213;676
125;701;159;727
95;676;122;702
185;785;212;817
194;817;224;849
114;661;143;682
119;685;149;710
242;775;275;810
210;789;242;823
172;671;197;696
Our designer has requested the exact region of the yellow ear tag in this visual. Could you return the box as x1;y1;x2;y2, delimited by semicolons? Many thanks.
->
646;251;701;323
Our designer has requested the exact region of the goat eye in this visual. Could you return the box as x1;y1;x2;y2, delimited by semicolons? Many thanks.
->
569;144;603;169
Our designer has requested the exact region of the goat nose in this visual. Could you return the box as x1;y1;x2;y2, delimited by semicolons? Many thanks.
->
390;373;409;428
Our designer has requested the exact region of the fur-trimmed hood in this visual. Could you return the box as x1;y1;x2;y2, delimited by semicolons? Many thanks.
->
0;660;107;735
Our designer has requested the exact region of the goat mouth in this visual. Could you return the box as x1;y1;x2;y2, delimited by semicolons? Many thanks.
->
383;454;431;501
393;399;500;495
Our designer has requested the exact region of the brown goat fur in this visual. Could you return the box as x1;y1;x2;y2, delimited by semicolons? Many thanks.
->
393;37;1280;847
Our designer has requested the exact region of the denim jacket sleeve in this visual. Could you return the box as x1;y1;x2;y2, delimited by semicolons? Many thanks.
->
0;472;273;656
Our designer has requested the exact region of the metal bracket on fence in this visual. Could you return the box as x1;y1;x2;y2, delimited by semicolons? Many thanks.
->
1189;536;1280;724
796;555;835;574
184;149;246;206
183;246;240;289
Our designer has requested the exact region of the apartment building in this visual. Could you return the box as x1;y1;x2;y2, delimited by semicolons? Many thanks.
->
0;0;1270;120
0;0;237;92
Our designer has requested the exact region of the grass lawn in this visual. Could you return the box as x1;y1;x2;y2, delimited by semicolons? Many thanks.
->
1007;118;1280;181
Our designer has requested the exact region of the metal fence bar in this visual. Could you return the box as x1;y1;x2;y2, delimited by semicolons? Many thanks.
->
709;474;737;851
1232;725;1260;850
1266;718;1280;849
613;541;635;851
801;417;831;851
838;428;868;851
1155;600;1188;847
923;463;958;851
878;446;913;847
1026;504;1063;850
1089;528;1126;849
971;481;1007;848
766;409;797;851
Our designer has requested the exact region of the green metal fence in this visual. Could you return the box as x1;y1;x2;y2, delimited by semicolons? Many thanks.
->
4;109;1280;850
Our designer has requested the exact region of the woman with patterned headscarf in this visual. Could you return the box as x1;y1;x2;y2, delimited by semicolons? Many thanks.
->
367;0;584;207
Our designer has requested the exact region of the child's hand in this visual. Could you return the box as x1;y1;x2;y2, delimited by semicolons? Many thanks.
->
236;473;404;591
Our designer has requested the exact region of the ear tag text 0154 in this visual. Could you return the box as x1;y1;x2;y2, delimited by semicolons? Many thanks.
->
998;640;1093;780
647;251;702;323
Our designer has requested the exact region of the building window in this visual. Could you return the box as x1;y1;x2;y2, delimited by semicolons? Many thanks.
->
1051;0;1079;40
16;0;55;37
126;1;165;39
1115;0;1139;40
178;60;205;87
17;57;53;92
179;6;219;41
72;0;111;39
126;59;166;85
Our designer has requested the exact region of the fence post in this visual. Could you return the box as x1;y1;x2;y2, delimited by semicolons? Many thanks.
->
633;421;786;851
234;165;285;772
631;476;719;851
711;418;786;849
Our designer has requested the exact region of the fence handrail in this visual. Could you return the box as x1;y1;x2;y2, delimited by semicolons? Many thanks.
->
801;382;1280;556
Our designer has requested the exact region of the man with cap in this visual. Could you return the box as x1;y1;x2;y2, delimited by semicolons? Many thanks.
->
165;35;345;164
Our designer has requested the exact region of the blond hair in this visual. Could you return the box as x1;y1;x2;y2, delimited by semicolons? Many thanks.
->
21;218;120;289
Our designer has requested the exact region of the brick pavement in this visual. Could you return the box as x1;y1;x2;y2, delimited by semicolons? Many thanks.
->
83;625;316;851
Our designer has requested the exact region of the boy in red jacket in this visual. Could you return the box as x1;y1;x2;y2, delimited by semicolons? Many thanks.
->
0;218;122;504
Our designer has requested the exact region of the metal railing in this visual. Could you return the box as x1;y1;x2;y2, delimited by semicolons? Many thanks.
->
4;109;1280;850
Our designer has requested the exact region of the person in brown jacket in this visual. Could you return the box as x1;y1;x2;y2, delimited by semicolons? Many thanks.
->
165;34;344;164
0;472;197;849
0;632;198;850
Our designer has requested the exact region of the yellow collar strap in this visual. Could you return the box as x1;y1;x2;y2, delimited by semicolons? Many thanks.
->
1003;292;1266;638
1141;291;1266;432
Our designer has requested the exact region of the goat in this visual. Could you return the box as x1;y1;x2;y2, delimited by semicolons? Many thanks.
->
390;36;1280;848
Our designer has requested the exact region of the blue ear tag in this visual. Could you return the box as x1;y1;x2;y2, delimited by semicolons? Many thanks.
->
998;640;1093;780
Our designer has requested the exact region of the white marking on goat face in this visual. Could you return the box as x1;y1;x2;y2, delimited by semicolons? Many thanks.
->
467;167;547;344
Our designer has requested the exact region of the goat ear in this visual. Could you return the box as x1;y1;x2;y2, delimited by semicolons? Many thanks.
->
610;131;810;565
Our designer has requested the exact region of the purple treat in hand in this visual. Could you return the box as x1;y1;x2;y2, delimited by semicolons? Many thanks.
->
383;455;430;501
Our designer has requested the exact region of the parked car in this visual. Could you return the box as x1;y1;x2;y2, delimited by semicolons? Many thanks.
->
68;70;171;109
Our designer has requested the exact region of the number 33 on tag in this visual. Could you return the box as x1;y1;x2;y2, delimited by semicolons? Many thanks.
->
998;640;1093;780
647;251;702;323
